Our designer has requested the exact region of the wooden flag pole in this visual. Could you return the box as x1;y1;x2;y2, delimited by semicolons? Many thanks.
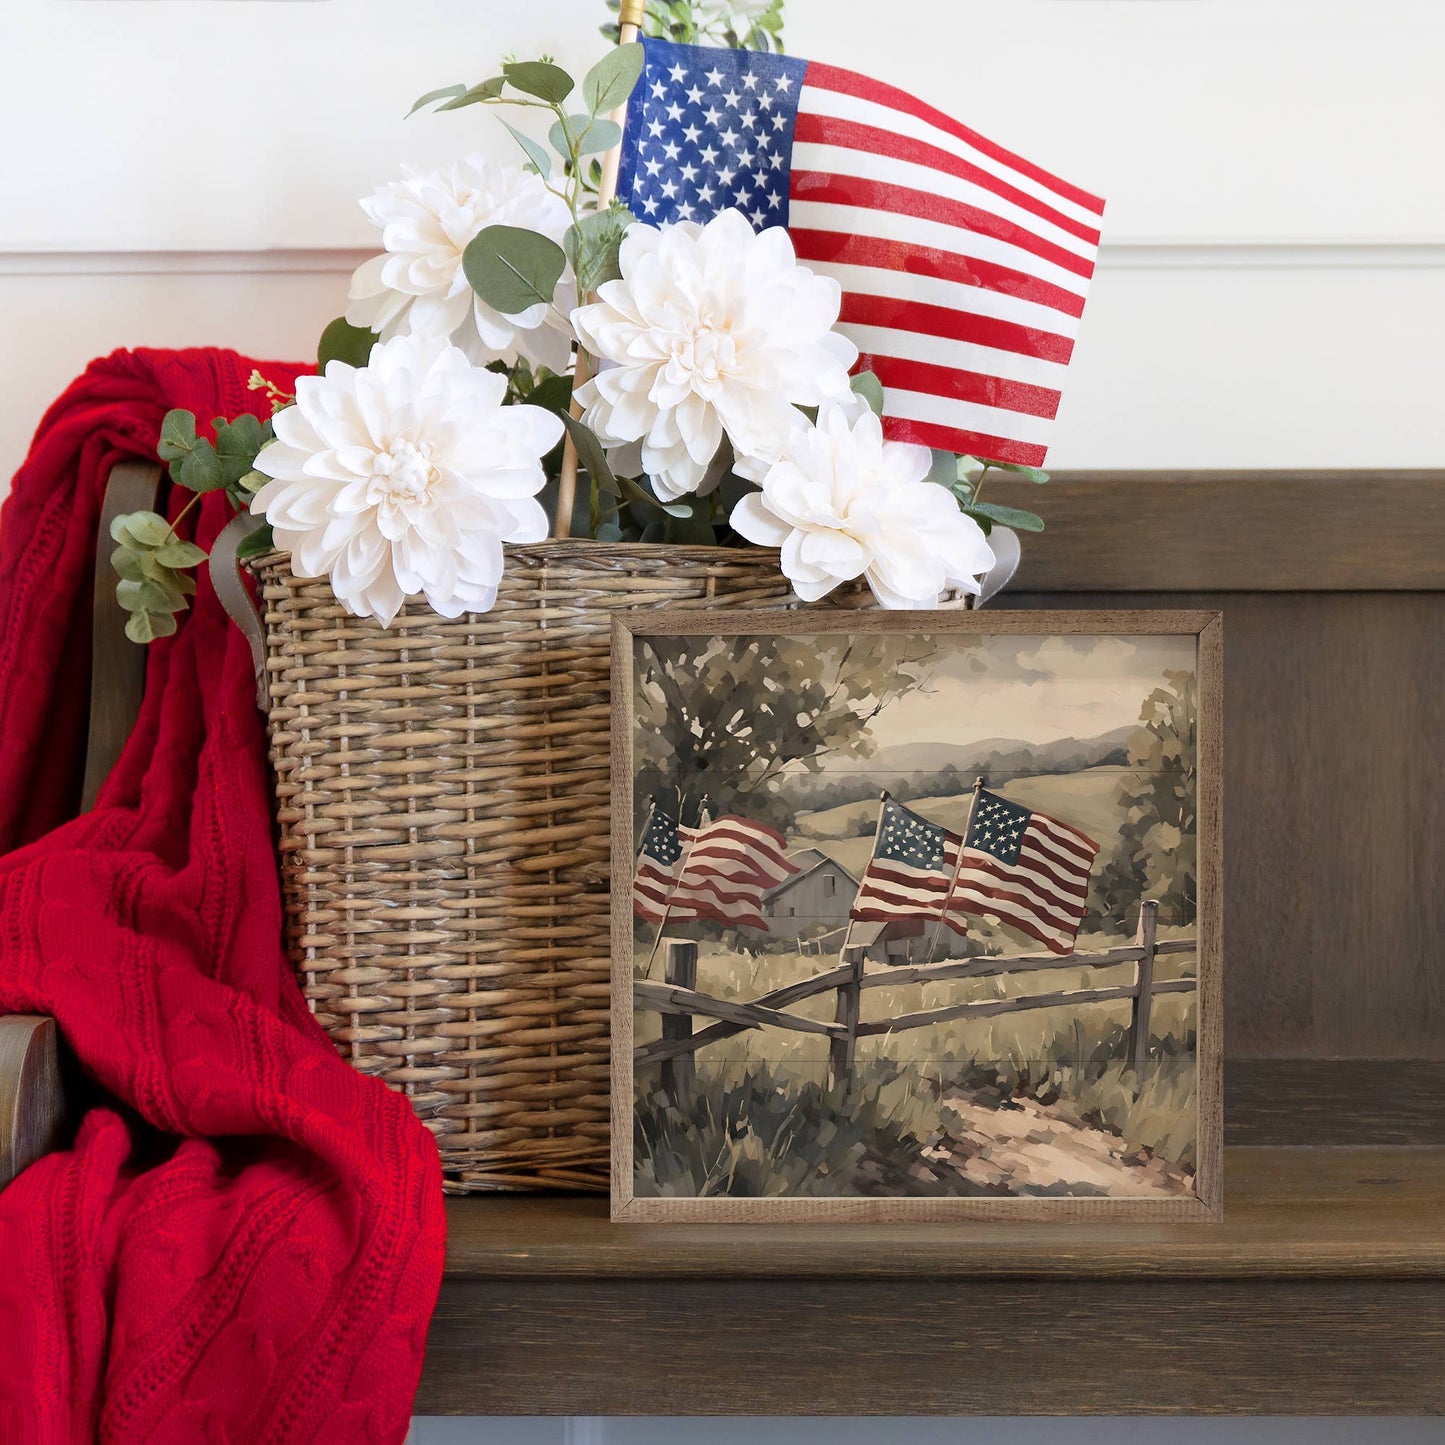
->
644;794;711;975
553;0;647;539
923;776;986;967
838;789;891;964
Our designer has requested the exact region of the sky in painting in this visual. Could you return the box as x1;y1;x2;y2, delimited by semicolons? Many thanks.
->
871;633;1196;752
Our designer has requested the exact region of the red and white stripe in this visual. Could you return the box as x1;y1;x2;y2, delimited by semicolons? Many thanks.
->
790;63;1104;467
634;815;799;933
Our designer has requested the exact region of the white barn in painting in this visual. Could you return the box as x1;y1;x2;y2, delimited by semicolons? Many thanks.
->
762;849;922;964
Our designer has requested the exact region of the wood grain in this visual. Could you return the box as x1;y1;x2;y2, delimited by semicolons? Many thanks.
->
0;1016;65;1190
81;461;161;812
419;1275;1445;1415
1001;592;1444;1060
444;1147;1445;1280
996;471;1445;591
611;611;1224;1222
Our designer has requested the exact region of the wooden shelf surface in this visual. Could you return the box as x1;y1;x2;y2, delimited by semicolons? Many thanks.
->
443;1146;1445;1279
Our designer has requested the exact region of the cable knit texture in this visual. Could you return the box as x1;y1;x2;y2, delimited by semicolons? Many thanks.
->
0;348;446;1444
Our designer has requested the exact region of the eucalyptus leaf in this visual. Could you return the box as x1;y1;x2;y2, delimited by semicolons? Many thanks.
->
172;439;225;494
924;449;958;489
550;115;622;157
664;496;717;545
849;369;885;418
565;206;633;293
502;60;575;104
234;470;268;497
558;412;620;497
317;316;376;371
464;225;567;315
583;43;645;116
987;460;1051;484
125;610;178;645
113;511;172;548
235;523;276;561
437;76;506;110
595;521;625;543
408;83;466;116
157;410;198;463
111;545;145;582
499;119;553;178
525;373;575;417
155;539;208;569
117;577;186;614
965;501;1046;533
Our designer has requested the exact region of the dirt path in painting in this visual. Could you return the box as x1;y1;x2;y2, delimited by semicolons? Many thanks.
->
917;1091;1196;1199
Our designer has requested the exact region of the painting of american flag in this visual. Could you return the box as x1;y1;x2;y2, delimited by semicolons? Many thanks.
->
632;807;799;932
621;620;1217;1213
953;788;1101;955
850;797;968;937
616;38;1105;467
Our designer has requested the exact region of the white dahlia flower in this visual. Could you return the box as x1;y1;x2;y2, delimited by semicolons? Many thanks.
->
346;155;575;374
570;209;858;501
250;333;563;627
730;402;996;608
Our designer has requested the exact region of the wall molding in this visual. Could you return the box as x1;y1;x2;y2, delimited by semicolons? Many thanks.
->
2;239;1444;278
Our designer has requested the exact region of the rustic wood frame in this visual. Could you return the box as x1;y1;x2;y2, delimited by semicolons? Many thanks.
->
611;608;1223;1223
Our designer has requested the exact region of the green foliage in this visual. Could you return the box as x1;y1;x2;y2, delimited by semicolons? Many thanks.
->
964;500;1046;533
463;224;568;314
435;77;505;111
848;368;885;417
407;83;466;116
1093;671;1199;928
502;60;575;104
499;119;553;178
565;205;634;294
582;42;646;114
115;406;278;644
633;632;937;830
317;316;376;370
605;0;787;52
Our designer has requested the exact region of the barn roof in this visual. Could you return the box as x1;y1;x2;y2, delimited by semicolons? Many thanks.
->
764;847;861;901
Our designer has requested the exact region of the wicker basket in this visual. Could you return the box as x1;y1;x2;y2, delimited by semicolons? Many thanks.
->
232;539;875;1192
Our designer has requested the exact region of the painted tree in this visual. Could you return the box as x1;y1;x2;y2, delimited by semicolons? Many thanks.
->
633;633;937;831
1092;669;1197;930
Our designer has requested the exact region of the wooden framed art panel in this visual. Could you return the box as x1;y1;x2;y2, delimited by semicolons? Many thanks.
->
611;609;1222;1222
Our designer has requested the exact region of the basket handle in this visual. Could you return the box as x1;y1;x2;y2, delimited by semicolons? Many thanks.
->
211;512;269;711
975;525;1021;608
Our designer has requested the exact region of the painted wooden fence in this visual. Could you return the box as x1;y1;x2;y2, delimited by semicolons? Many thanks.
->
635;901;1196;1090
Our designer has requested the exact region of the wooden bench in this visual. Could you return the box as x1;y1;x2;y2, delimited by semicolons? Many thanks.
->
5;469;1444;1415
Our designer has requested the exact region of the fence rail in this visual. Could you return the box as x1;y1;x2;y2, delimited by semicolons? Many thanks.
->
635;900;1195;1086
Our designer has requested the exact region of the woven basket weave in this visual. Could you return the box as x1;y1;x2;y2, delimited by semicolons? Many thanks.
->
240;540;865;1193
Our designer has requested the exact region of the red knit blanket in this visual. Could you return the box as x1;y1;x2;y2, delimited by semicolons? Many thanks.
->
0;349;445;1443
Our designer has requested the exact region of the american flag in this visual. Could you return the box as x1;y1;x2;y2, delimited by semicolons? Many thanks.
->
851;791;1100;954
953;787;1100;955
850;797;969;938
632;807;799;932
616;38;1104;467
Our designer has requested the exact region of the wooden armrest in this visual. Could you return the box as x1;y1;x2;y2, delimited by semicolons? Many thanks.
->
0;1016;66;1190
81;461;162;813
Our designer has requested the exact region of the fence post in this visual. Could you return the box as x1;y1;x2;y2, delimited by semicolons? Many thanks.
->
1128;900;1159;1071
829;945;865;1091
660;940;698;1098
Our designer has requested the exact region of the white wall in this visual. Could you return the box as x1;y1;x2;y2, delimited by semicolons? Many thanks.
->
2;0;1442;479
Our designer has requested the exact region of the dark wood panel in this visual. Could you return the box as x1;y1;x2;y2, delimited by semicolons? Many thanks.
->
418;1276;1445;1415
81;461;161;812
996;472;1445;591
1000;591;1445;1059
441;1148;1445;1281
1227;1061;1445;1146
